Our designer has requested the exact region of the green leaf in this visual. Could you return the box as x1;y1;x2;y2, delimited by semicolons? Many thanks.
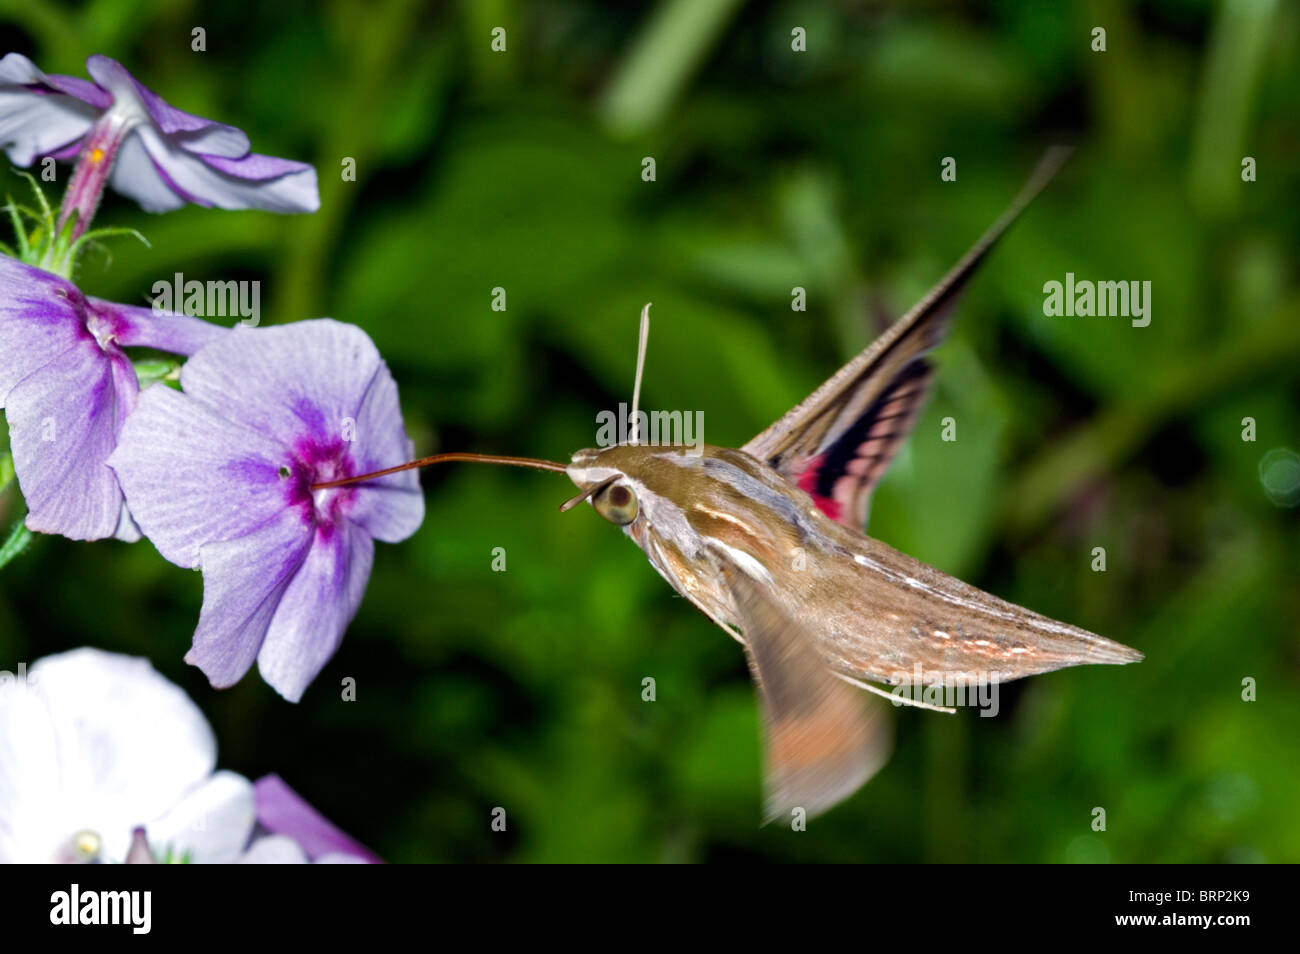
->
0;509;33;572
600;0;749;136
132;358;181;390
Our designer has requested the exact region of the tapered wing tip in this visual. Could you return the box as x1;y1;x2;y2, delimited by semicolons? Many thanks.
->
1087;638;1143;666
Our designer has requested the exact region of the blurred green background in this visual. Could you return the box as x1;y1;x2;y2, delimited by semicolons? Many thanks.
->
1;0;1297;862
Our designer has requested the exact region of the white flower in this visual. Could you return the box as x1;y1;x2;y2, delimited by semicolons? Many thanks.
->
0;648;376;863
0;648;254;863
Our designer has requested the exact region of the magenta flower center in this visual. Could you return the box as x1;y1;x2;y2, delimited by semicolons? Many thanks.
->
287;437;357;538
83;299;125;352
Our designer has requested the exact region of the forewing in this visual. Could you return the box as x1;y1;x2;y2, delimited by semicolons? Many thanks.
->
745;147;1072;529
807;532;1144;688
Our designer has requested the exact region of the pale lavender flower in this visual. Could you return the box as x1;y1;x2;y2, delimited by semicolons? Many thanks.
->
108;320;424;701
0;255;225;540
0;53;318;237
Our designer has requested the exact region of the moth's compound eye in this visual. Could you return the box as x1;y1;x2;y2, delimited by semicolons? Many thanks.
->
594;482;639;526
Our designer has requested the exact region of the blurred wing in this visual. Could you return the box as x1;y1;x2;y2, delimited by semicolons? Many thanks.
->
723;562;891;823
744;147;1071;530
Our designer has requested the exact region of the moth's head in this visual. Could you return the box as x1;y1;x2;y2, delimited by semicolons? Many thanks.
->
563;444;671;527
562;303;710;528
566;440;739;527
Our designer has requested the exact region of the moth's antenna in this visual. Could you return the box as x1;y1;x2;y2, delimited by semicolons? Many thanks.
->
628;303;651;444
311;452;568;491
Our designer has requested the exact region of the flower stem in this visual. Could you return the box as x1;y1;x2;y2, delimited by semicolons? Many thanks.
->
56;111;133;242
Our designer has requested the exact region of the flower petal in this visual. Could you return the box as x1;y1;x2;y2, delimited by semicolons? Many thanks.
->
258;519;374;702
0;256;84;405
179;320;392;449
95;297;227;356
240;834;308;864
0;53;110;108
6;338;135;540
106;351;143;542
107;132;185;212
129;123;319;213
113;499;142;543
108;383;300;567
0;668;68;863
186;508;313;689
85;55;249;157
146;770;256;864
347;360;425;543
0;53;99;166
253;774;380;863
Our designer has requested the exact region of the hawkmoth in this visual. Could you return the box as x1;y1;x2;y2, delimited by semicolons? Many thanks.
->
320;148;1141;822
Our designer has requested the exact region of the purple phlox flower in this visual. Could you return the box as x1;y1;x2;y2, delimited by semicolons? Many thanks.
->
108;319;425;702
248;774;380;864
0;648;379;863
0;52;319;234
0;254;225;540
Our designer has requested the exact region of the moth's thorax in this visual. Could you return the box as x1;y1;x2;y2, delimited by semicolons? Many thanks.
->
567;443;842;626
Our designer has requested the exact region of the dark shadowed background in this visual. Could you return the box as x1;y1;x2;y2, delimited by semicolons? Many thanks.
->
1;0;1297;862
